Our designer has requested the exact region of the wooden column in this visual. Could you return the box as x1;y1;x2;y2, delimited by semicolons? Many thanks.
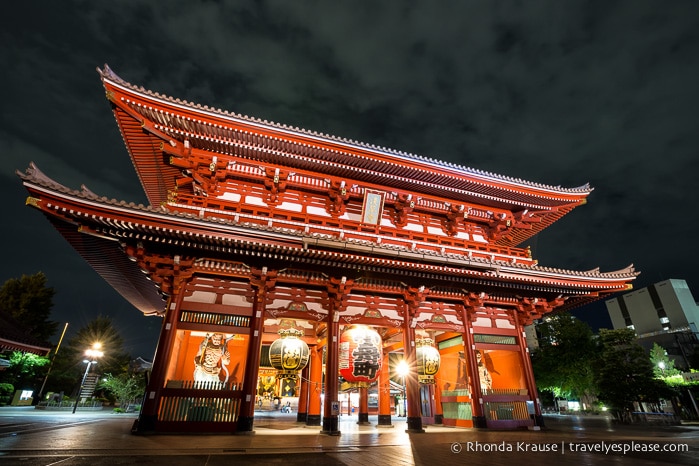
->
321;276;350;436
237;269;275;433
434;374;444;424
403;317;424;432
357;386;370;425
514;311;544;428
296;362;310;423
402;287;426;433
460;301;487;427
134;290;184;432
306;345;322;426
321;310;341;435
377;351;393;427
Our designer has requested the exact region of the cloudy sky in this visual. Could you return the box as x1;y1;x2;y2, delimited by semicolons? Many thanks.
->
2;1;698;356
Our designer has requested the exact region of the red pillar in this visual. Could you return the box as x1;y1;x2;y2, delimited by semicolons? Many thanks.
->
321;311;340;435
236;282;268;433
377;352;392;427
403;318;424;432
461;306;486;427
514;312;543;427
134;290;184;432
306;345;322;426
357;386;370;425
434;375;444;424
296;362;310;423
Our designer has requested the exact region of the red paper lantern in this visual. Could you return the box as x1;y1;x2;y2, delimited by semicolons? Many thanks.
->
339;325;383;387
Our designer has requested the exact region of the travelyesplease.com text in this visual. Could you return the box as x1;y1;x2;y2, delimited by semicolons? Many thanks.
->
450;440;690;455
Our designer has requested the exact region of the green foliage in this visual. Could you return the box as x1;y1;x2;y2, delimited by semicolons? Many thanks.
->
532;314;597;406
0;383;14;405
0;352;50;390
649;343;681;378
99;373;145;409
595;329;672;419
0;272;58;342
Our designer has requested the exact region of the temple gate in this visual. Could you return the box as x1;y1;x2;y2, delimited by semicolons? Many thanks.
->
18;65;637;434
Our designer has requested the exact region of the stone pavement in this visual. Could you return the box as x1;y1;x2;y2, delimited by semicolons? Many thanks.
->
0;407;697;465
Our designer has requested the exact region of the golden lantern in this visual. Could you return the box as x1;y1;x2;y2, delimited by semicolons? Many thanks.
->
416;338;440;384
268;328;310;381
339;325;383;388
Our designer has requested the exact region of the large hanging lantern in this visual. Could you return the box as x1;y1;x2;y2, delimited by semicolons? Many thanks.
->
268;328;310;381
416;338;440;384
339;325;383;388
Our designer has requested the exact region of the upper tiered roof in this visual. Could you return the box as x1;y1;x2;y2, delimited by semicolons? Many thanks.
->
98;65;592;248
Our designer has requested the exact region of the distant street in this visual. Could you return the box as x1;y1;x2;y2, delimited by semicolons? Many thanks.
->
0;407;697;465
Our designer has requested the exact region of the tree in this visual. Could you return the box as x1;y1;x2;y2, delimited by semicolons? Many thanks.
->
0;351;49;390
44;316;132;395
531;313;597;408
0;272;58;342
649;343;681;378
99;373;145;411
595;329;671;422
64;315;131;375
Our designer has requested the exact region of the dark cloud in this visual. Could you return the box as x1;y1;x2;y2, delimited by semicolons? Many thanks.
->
2;1;698;355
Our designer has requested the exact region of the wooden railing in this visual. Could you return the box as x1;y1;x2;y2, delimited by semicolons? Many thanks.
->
156;380;243;430
484;401;530;421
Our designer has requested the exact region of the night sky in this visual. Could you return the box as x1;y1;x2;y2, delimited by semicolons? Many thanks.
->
2;1;698;357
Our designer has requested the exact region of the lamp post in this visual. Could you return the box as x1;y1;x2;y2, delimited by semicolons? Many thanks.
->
396;359;409;417
72;343;103;414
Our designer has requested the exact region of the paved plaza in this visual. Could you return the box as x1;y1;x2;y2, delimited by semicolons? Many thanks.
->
0;406;697;465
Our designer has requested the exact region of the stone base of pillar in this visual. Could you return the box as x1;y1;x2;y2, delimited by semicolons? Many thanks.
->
131;414;156;434
236;415;256;434
472;415;487;428
406;416;425;433
296;412;307;423
306;414;321;426
321;415;340;436
357;412;371;425
434;414;443;425
377;414;393;427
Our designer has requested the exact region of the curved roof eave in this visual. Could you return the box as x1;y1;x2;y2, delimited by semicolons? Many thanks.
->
97;65;593;203
18;163;638;295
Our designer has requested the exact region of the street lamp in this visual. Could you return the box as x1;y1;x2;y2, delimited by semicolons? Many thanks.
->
658;361;666;377
72;343;103;414
396;359;409;417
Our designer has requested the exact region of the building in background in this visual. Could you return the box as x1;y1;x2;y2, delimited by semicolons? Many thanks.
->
606;279;699;369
